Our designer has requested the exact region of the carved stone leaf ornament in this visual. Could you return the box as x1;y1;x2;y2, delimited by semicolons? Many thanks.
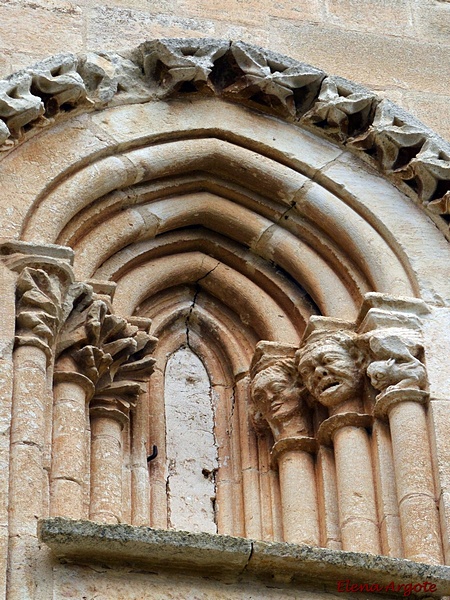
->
301;76;377;140
395;139;450;207
28;54;87;117
77;52;148;105
350;100;428;172
223;42;324;117
0;73;44;141
1;38;450;235
15;266;65;354
55;280;158;405
138;39;229;96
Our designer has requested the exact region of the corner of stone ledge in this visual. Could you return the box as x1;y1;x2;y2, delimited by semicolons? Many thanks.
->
245;539;450;596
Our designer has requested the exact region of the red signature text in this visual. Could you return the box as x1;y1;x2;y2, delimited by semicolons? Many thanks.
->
336;580;437;596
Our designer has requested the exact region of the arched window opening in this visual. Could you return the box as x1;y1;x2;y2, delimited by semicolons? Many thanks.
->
164;346;218;534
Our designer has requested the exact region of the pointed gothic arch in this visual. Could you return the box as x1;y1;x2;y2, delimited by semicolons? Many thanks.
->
2;39;450;599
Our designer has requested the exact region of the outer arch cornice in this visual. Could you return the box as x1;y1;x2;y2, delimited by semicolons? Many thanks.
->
1;38;450;239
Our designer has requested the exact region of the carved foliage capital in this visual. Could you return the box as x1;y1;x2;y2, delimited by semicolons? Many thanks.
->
14;265;72;358
55;286;158;411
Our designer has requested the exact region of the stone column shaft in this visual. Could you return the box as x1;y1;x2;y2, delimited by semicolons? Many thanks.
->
8;345;49;600
50;375;93;519
89;404;126;523
130;389;151;526
333;425;380;554
276;446;319;545
388;399;443;563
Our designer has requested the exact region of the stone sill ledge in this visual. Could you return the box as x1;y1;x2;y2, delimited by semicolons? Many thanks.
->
39;518;450;597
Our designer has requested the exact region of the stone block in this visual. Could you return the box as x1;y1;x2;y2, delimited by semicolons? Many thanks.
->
177;0;270;27
86;6;215;51
413;0;450;45
0;3;83;56
266;19;450;96
326;0;413;37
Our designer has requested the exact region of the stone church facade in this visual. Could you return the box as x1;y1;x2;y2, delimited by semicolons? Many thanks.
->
1;3;450;599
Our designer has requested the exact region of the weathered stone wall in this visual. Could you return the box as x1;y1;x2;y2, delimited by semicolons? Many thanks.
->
1;0;450;140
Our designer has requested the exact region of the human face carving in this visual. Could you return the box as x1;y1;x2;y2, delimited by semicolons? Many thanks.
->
297;341;361;407
251;376;299;424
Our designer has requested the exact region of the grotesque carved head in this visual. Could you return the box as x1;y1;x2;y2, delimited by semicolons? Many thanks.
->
251;359;299;418
250;342;307;440
296;330;363;408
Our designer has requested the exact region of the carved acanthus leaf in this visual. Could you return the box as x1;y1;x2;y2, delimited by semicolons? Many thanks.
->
77;52;148;105
301;76;377;140
366;331;427;396
55;282;158;401
223;42;324;117
138;38;229;96
349;100;427;171
15;267;66;354
93;320;157;412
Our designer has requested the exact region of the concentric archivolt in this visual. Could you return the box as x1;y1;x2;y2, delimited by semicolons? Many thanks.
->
3;40;450;372
1;38;450;239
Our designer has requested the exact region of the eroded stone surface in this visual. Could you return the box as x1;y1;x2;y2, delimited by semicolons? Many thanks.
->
39;517;450;597
165;347;218;534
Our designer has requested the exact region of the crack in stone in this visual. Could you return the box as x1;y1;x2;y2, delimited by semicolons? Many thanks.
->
185;261;220;348
241;540;254;573
228;383;237;436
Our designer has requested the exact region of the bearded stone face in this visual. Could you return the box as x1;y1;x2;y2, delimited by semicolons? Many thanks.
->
297;340;362;408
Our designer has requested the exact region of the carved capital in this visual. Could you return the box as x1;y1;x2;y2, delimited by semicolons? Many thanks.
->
356;293;429;409
296;319;365;410
92;316;157;409
250;341;310;442
366;330;428;404
14;264;73;359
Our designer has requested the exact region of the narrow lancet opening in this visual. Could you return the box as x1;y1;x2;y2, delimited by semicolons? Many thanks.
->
164;346;218;533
